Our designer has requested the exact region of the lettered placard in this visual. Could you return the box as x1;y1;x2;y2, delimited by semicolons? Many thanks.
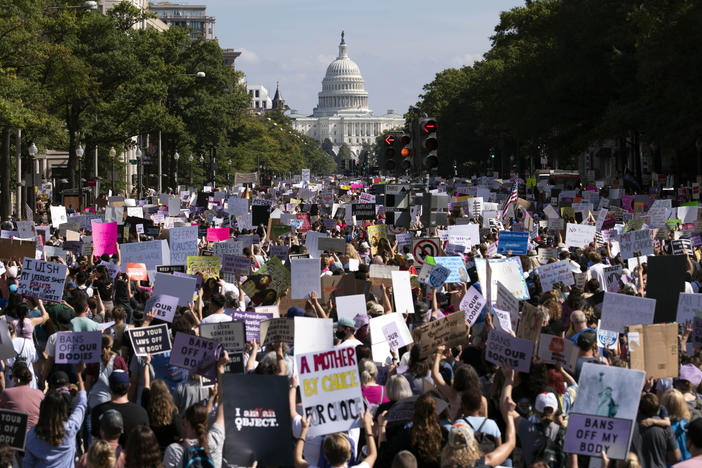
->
127;324;172;356
17;258;67;302
485;329;533;373
54;331;102;364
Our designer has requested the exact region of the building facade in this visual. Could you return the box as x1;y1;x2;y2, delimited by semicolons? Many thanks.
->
148;2;215;40
290;32;404;160
247;85;273;112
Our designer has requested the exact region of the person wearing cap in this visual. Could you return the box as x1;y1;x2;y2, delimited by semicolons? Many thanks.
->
514;391;564;467
335;317;363;348
90;370;149;447
76;409;126;468
403;253;417;275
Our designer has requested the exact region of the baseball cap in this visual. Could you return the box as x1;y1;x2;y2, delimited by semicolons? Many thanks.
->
334;317;355;329
405;253;415;262
447;422;475;449
99;409;124;439
535;392;559;413
48;370;69;388
108;370;130;392
359;241;370;250
286;306;305;318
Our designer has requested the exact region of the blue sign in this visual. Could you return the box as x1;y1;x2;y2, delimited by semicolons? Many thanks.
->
428;256;466;283
497;232;529;255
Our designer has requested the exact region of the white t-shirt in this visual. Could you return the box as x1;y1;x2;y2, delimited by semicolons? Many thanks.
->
6;337;38;389
587;263;608;291
337;338;363;348
200;312;233;324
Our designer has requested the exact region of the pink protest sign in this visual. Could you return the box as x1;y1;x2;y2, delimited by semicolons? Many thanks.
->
91;221;118;256
207;227;230;242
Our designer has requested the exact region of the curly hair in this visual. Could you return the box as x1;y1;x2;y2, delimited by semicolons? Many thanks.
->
125;425;163;468
35;392;69;446
440;434;481;468
148;380;177;427
409;394;442;464
87;439;115;468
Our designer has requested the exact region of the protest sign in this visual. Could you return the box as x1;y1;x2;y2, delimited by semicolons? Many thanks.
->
0;239;35;262
565;223;596;248
426;256;466;283
127;324;172;356
260;318;295;346
222;374;292;467
17;257;67;302
676;292;702;324
335;294;367;323
0;410;28;450
43;245;67;260
627;323;678;379
50;206;67;228
427;265;450;288
296;347;363;438
381;322;406;352
304;231;328;258
369;313;413;362
366;224;388;255
207;227;230;242
144;294;179;323
493;308;513;334
153;272;197;307
290;258;321;299
222;255;251;275
447;224;480;247
475;257;530;302
156;265;186;274
119;240;170;277
54;331;101;364
603;265;623;292
535;260;575;292
212;239;244;261
495;281;519;329
104;206;124;224
496;231;529;255
619;230;653;260
538;334;578;372
169;332;223;379
200;321;246;353
234;171;259;185
600;292;655;334
91;221;117;256
294;317;333;354
229;309;273;342
391;270;415;314
126;262;147;281
317;237;346;254
564;364;645;459
169;226;198;266
16;221;35;239
186;256;221;279
168;198;180;217
368;264;398;287
413;312;467;358
460;285;486;325
485;329;533;373
646;255;687;324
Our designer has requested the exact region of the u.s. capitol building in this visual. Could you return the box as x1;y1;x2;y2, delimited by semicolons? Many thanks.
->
289;32;404;163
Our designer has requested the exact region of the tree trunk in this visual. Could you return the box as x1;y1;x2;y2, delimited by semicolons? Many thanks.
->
0;128;11;218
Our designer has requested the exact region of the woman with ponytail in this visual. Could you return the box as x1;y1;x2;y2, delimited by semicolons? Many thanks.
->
162;351;228;468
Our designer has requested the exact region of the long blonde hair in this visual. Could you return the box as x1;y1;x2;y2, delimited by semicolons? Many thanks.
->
87;439;115;468
148;380;177;427
661;388;691;421
440;430;482;468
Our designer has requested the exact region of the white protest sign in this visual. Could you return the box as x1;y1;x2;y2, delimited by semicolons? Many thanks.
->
475;257;529;303
595;209;608;232
495;281;519;329
200;321;246;353
168;198;180;217
565;223;596;248
16;221;36;239
144;294;179;323
600;292;656;334
493;308;513;334
54;331;102;363
370;313;413;363
391;270;415;314
538;334;578;371
536;260;575;292
153;272;197;307
485;329;533;373
127;206;144;218
294;317;333;355
447;224;480;247
17;257;67;302
460;285;486;325
619;230;653;260
296;347;363;438
119;240;170;277
290;258;321;299
335;294;367;323
169;226;198;266
50;206;67;228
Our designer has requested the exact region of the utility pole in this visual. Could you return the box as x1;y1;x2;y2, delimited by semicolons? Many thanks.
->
16;129;21;219
158;130;162;193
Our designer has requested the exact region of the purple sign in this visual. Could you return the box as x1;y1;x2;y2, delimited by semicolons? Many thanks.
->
228;309;273;342
169;332;223;380
564;414;633;460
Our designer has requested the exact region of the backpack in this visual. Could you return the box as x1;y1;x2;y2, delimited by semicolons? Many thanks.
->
532;422;565;468
673;420;691;461
181;444;214;468
465;418;498;454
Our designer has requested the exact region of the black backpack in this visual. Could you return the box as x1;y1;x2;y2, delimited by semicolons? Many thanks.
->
465;418;498;455
532;422;565;468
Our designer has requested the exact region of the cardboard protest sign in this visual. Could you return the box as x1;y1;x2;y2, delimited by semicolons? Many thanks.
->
293;317;333;355
127;324;172;356
296;347;363;438
260;318;295;346
564;364;645;460
565;223;596;248
200;321;246;353
229;309;273;342
290;258;321;299
120;240;170;277
413;312;467;358
17;257;67;302
369;313;413;362
536;260;575;292
54;331;102;363
368;264;398;287
485;329;533;373
169;226;198;266
91;221;118;256
646;255;687;324
169;332;223;379
391;270;415;314
600;292;656;334
618;230;653;260
460;285;486;325
126;263;147;281
144;294;179;323
627;323;678;379
153;272;197;307
497;231;529;255
0;239;35;262
186;256;221;280
222;374;293;467
0;410;28;450
538;334;578;372
335;294;367;323
50;206;67;228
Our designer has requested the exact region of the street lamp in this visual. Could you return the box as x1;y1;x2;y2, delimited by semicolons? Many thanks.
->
189;154;194;185
173;151;180;186
109;147;117;194
76;144;84;212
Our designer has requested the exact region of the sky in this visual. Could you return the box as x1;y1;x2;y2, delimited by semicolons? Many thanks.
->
172;0;525;116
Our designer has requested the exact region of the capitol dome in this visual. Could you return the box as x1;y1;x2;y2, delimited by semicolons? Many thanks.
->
313;32;371;117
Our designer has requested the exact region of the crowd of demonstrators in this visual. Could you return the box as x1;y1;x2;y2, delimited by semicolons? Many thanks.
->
0;173;701;468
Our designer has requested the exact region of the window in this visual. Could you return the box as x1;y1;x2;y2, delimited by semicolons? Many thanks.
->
255;90;259;98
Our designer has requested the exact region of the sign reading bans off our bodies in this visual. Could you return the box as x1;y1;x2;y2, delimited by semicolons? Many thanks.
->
295;347;363;438
54;331;102;364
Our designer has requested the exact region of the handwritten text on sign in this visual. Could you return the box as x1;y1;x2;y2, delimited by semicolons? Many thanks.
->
17;257;67;302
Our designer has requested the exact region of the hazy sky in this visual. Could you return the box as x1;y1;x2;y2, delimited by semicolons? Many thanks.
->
171;0;524;115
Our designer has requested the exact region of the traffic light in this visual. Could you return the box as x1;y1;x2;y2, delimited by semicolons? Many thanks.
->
383;134;396;171
420;118;438;169
399;133;412;171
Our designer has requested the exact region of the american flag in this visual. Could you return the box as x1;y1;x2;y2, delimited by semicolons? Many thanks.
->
501;179;519;218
